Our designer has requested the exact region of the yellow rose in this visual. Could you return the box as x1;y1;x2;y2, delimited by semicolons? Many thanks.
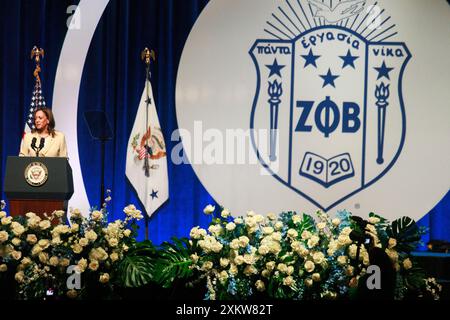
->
0;211;6;219
0;264;7;272
267;213;277;221
277;263;288;273
286;266;294;276
99;273;109;283
76;258;88;273
108;238;119;247
21;257;32;266
346;266;354;276
258;245;270;255
234;218;243;225
234;255;245;265
31;244;43;256
368;217;380;224
266;261;276;271
12;238;21;246
305;278;313;287
313;252;325;264
38;239;50;249
287;229;298;239
218;270;228;283
243;265;258;276
301;230;312;240
238;236;250;248
307;235;320;248
229;264;238;276
71;224;80;232
317;222;327;230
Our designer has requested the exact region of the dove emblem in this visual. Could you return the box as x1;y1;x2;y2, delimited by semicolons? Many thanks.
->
309;0;366;24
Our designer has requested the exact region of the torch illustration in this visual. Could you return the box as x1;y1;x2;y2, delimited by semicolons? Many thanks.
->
268;80;283;162
374;82;390;165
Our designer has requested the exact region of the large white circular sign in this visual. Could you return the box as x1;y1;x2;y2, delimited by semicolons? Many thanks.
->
176;0;450;220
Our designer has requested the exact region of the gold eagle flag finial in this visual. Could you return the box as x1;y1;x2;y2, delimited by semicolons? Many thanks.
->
141;47;156;67
31;46;45;83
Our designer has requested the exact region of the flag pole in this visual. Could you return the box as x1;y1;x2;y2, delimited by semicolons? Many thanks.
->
141;47;156;241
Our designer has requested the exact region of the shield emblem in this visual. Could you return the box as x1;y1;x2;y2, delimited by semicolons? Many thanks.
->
250;26;411;211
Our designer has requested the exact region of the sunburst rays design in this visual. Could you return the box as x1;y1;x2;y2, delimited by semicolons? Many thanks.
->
264;0;398;42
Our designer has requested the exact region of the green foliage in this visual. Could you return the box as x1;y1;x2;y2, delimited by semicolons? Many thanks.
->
151;238;194;289
387;217;421;253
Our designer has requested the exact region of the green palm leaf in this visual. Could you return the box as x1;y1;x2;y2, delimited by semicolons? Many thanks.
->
116;255;155;288
387;217;421;252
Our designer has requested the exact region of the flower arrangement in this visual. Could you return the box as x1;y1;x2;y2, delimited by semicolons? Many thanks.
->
0;195;153;300
186;206;442;300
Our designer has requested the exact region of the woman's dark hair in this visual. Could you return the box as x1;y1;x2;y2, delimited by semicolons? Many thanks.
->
32;107;56;137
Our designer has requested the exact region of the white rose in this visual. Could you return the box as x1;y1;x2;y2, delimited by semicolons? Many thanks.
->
108;238;119;247
1;217;12;225
49;256;59;267
388;238;397;249
332;218;341;226
287;229;298;239
274;221;283;231
0;231;8;243
258;245;270;255
202;261;213;271
317;222;327;230
234;255;245;265
79;238;89;247
312;273;321;282
203;205;215;215
11;251;22;260
304;260;315;273
99;273;110;284
337;255;348;265
238;236;250;248
225;222;236;231
89;260;99;271
229;264;238;276
283;276;295;287
266;261;276;271
261;269;271;278
220;258;229;268
72;244;83;254
277;263;288;273
301;230;312;240
312;252;325;264
221;209;230;218
255;280;265;292
368;217;380;224
85;230;98;242
110;252;119;262
39;220;51;230
403;258;412;270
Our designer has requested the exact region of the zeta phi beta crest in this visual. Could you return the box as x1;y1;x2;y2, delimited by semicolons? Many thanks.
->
250;0;411;211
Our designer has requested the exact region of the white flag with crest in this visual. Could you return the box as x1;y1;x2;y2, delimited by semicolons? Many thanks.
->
126;80;168;216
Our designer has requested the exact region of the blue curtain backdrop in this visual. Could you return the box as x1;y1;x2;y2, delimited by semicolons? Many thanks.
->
0;0;448;246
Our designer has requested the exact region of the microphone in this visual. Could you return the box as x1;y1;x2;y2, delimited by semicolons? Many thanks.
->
39;137;45;149
31;137;37;151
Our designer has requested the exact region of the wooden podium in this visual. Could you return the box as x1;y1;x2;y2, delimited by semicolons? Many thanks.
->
3;156;74;218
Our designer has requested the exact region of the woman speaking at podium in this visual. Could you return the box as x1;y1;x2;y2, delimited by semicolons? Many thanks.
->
19;107;68;157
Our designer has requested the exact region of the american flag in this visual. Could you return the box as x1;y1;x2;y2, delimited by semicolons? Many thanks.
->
25;79;46;132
